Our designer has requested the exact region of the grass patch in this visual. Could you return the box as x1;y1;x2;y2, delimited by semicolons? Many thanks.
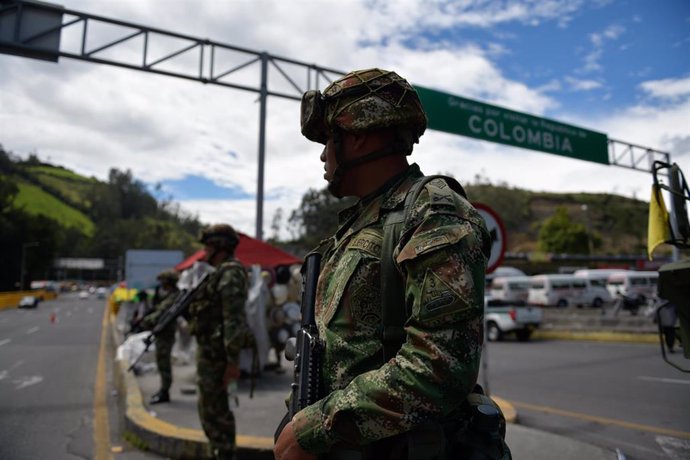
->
14;180;95;236
27;165;96;183
123;431;150;451
32;172;94;209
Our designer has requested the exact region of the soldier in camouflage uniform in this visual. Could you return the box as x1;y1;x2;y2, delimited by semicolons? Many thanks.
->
188;224;252;460
274;69;495;460
140;270;180;404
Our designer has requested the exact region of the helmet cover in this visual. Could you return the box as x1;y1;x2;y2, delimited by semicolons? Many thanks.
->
199;223;240;251
301;68;427;145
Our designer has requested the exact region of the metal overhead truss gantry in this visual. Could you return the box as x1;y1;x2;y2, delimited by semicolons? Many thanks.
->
608;138;670;174
0;0;346;240
0;0;673;239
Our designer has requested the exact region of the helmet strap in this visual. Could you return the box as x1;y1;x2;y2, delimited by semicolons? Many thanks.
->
328;128;409;197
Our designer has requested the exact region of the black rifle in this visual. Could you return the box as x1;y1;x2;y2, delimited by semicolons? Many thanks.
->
127;272;210;372
274;253;322;440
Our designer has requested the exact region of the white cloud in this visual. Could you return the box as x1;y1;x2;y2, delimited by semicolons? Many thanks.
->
565;76;603;91
2;0;687;245
580;23;626;74
639;76;690;101
590;24;625;47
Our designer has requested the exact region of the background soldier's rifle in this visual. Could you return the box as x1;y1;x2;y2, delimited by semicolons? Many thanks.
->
274;253;322;440
127;272;210;372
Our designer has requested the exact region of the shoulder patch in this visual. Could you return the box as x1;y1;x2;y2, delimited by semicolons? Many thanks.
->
396;221;472;264
347;227;382;257
418;269;470;321
425;178;456;208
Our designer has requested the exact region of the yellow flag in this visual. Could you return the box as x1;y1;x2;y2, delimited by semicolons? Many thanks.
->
648;185;671;260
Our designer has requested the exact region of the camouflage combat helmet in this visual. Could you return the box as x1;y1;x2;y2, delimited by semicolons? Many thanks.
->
157;270;179;285
301;68;428;148
199;223;240;251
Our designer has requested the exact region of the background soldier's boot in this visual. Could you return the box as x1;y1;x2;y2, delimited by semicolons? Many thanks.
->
149;389;170;404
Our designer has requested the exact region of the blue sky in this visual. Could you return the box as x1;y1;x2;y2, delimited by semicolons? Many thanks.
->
1;0;689;237
155;175;253;201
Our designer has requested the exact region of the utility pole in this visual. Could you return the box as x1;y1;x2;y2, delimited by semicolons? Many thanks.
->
20;241;39;291
581;204;594;256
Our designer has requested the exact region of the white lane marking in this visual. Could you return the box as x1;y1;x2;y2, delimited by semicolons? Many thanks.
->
657;435;690;460
11;361;23;369
0;339;10;347
0;370;8;381
26;327;40;335
638;376;690;385
14;375;43;390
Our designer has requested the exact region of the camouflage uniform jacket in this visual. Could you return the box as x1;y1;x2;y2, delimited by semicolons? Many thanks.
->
188;257;250;365
293;163;490;454
140;288;179;339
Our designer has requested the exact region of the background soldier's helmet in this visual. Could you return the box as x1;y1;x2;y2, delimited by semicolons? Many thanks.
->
301;68;428;148
157;270;179;285
199;223;240;251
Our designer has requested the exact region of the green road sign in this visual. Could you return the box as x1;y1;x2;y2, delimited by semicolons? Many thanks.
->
416;86;609;165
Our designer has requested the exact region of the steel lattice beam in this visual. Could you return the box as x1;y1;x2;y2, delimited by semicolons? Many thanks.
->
609;138;670;175
0;0;345;99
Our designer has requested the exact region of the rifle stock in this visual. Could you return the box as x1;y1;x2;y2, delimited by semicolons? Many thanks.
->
127;272;210;372
275;253;322;440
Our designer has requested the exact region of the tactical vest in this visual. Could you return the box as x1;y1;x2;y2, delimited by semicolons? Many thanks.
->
375;175;511;460
188;259;247;340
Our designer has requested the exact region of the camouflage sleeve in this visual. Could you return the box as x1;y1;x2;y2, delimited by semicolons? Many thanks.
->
218;264;249;364
293;186;489;454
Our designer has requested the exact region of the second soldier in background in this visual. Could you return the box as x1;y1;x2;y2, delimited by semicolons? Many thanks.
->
140;270;180;404
188;224;254;460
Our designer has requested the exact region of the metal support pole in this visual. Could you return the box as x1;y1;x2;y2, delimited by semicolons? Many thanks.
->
255;52;268;240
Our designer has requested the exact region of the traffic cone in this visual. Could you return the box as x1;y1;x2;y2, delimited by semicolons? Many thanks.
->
50;312;56;324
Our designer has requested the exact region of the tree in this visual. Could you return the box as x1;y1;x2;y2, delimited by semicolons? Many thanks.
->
287;188;356;249
538;207;591;254
0;175;61;290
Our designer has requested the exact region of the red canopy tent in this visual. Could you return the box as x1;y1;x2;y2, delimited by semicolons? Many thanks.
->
175;232;302;271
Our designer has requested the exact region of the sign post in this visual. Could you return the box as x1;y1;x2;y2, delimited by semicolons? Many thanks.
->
473;203;507;274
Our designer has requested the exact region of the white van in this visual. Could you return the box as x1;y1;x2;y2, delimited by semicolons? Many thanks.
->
528;274;589;308
573;270;620;308
606;271;659;302
489;276;531;302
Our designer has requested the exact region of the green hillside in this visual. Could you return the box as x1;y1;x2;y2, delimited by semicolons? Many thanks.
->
27;165;97;210
465;183;650;255
14;180;95;236
0;146;203;290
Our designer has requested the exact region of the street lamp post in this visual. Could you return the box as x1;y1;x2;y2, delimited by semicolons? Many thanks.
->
20;241;40;291
581;204;594;256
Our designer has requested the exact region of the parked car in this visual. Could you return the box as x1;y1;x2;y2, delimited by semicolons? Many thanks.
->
18;296;39;309
78;291;90;300
484;297;543;342
489;276;531;303
485;266;527;288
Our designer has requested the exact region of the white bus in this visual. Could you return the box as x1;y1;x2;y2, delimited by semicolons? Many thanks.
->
573;269;621;308
606;271;659;302
489;276;531;303
528;274;589;307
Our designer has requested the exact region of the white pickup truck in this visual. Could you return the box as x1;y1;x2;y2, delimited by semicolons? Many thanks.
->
485;297;543;342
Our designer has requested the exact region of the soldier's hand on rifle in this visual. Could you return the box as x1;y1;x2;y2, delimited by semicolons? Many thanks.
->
222;363;240;387
274;420;316;460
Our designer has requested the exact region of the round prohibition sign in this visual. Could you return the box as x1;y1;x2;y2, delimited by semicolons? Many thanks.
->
472;202;507;274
